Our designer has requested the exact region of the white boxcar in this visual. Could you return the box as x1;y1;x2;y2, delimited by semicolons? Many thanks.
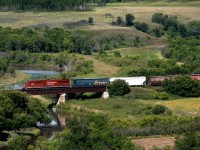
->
109;77;146;86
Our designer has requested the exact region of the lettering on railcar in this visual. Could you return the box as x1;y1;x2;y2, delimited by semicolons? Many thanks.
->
47;82;57;85
93;81;107;85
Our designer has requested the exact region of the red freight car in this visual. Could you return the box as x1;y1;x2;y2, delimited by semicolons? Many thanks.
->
190;74;200;81
23;79;70;89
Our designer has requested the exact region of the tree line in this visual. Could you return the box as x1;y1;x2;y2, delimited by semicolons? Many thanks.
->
0;0;196;11
0;0;93;11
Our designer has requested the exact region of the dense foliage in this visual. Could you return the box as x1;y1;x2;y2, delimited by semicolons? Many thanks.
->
0;91;50;131
0;0;92;11
163;76;200;97
0;27;72;53
8;136;28;150
117;59;191;76
163;37;200;64
134;22;149;33
33;114;141;150
0;27;127;56
174;132;200;150
108;79;130;96
0;57;15;77
152;13;200;38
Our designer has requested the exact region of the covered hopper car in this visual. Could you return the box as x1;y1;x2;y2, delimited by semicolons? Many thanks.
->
109;77;146;86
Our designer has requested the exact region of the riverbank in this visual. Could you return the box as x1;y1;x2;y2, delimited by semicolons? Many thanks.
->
0;70;29;87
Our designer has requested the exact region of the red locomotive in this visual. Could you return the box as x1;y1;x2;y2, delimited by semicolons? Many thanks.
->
23;79;70;89
190;74;200;81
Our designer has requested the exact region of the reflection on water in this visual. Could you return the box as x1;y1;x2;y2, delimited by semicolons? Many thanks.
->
38;110;68;139
20;70;59;79
3;70;59;90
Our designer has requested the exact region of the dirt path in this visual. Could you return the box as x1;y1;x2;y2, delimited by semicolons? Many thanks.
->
132;137;175;150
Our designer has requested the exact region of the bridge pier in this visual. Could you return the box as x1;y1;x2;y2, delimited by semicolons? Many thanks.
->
101;90;109;99
57;93;67;105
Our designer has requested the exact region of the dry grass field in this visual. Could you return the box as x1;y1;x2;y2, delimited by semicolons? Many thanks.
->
132;137;175;150
0;3;199;29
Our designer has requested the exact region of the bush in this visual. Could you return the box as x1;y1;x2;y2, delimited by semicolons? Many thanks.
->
8;136;28;150
125;14;135;26
114;51;121;57
152;27;164;37
108;79;130;96
153;92;169;100
163;76;200;97
116;16;124;25
88;17;94;25
134;22;149;33
152;105;166;115
174;132;200;150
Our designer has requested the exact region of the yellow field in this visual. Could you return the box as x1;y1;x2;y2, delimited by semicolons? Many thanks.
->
156;98;200;115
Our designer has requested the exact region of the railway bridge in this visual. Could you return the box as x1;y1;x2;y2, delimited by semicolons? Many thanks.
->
21;86;107;95
21;86;108;105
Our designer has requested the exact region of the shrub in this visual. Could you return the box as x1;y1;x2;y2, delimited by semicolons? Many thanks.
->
153;92;169;100
88;17;94;25
114;51;121;57
174;132;200;150
125;14;135;26
152;27;164;37
152;105;166;115
8;136;28;150
108;79;130;96
163;76;200;97
116;16;124;25
134;22;149;33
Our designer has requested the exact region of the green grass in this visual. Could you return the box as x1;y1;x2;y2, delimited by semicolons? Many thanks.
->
76;54;119;78
110;46;161;59
65;98;159;119
98;46;161;70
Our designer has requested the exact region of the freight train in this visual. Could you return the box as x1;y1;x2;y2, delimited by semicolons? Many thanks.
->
23;74;200;89
23;77;146;89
